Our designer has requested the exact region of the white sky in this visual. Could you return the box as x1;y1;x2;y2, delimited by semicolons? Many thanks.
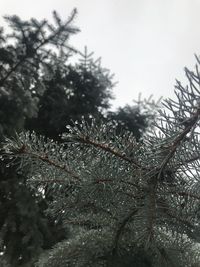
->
1;0;200;109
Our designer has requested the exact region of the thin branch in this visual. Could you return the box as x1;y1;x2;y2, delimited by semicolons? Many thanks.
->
94;178;142;190
175;154;200;169
77;136;144;169
158;107;200;179
15;145;80;181
0;10;78;87
111;208;138;256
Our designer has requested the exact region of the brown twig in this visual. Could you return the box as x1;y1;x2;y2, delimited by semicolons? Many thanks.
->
77;136;143;169
16;145;80;181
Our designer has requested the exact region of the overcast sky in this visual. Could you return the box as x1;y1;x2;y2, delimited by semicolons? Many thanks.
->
1;0;200;109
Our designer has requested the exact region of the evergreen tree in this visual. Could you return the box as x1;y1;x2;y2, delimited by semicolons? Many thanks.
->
0;9;79;139
25;47;114;141
25;45;152;143
3;57;200;267
0;10;79;266
0;10;152;266
107;99;156;141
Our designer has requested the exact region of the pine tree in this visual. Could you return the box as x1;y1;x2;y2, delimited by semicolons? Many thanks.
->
0;8;80;140
0;10;151;266
0;9;79;139
0;10;79;266
107;100;156;141
25;47;114;141
3;56;200;267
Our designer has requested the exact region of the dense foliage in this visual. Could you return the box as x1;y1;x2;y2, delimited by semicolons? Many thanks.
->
3;57;200;267
0;9;79;140
0;10;80;266
25;47;114;141
0;10;150;266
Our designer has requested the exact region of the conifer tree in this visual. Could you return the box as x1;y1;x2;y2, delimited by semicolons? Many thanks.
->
0;10;150;266
0;9;79;139
107;101;155;141
3;56;200;267
0;10;79;266
25;47;114;141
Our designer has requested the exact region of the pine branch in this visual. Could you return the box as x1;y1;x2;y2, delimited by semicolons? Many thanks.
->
176;153;200;167
13;144;80;181
76;135;143;168
0;9;79;87
111;208;138;256
157;106;200;180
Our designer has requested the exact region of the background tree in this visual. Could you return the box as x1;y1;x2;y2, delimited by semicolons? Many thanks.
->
0;10;79;266
107;97;157;141
0;9;79;139
25;47;114;141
